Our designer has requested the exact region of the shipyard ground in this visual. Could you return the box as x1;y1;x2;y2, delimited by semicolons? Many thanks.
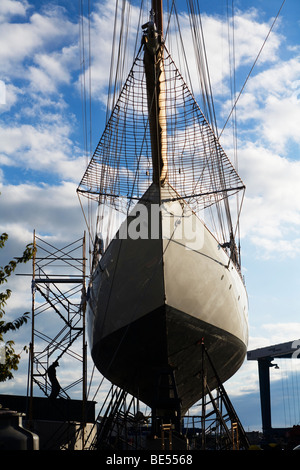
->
1;394;300;451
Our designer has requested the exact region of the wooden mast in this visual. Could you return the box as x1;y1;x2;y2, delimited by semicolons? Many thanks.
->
143;0;167;186
153;0;163;36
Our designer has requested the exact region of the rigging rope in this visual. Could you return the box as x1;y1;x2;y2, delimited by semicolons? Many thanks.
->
79;0;286;252
79;0;94;266
186;0;218;136
78;0;245;251
220;0;286;137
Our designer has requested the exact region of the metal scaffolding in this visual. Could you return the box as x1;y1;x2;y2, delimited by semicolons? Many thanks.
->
27;231;88;448
90;341;249;451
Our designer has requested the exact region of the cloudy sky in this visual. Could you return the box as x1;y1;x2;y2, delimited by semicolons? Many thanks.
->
1;0;300;432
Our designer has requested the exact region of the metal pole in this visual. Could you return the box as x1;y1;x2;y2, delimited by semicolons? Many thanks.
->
258;358;273;440
201;340;206;450
82;232;87;449
28;229;36;429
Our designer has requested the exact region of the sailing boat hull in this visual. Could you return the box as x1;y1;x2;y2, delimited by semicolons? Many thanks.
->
89;305;246;414
87;184;248;414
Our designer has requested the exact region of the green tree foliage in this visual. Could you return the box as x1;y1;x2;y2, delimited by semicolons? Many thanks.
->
0;232;35;382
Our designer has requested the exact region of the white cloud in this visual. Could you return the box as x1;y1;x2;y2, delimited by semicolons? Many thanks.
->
259;94;300;152
169;8;282;99
0;3;89;189
248;324;300;352
0;82;23;113
216;38;300;260
0;5;78;97
76;0;142;106
235;141;300;258
225;361;259;397
0;181;85;245
28;45;79;95
234;56;300;153
0;0;29;22
0;119;87;181
0;80;6;104
259;323;300;346
232;9;282;65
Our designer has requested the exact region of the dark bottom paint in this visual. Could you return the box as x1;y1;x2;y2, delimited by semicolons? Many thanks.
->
91;305;246;415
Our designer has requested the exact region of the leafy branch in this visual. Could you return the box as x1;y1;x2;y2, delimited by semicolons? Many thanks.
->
0;232;35;382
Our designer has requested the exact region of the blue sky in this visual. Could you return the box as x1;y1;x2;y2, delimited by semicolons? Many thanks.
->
1;0;300;433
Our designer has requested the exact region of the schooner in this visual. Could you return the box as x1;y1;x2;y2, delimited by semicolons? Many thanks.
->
77;0;248;433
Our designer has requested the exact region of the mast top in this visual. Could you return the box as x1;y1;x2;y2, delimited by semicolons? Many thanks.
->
152;0;163;38
142;1;163;55
142;0;167;186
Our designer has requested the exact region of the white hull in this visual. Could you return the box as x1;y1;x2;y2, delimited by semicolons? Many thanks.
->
87;183;248;412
